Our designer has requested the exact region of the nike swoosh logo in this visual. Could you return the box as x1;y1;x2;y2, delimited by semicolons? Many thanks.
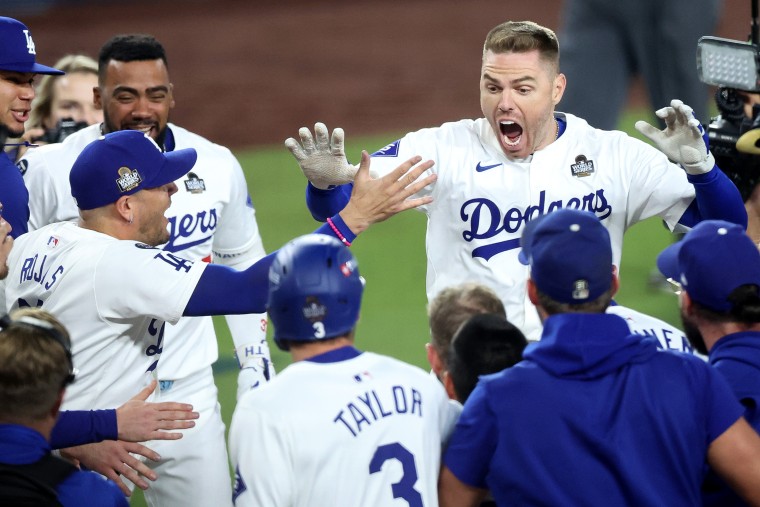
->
476;162;502;172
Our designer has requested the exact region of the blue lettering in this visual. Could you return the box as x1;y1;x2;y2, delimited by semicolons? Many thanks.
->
164;208;218;253
334;410;357;436
44;266;64;290
347;403;371;433
334;387;424;438
393;386;408;413
460;189;615;261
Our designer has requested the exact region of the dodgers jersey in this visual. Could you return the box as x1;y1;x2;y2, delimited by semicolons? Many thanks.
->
2;222;206;410
609;304;697;355
20;123;267;379
228;348;460;507
366;114;694;340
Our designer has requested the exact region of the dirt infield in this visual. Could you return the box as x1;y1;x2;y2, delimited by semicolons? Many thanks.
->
21;0;748;149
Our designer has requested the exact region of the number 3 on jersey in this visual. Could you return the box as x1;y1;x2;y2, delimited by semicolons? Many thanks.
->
369;442;423;507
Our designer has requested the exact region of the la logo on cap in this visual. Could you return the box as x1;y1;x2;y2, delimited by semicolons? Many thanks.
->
116;167;142;193
23;29;36;55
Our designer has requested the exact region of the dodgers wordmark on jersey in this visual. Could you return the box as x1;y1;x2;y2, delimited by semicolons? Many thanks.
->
19;122;268;379
2;221;206;410
229;350;460;507
368;113;694;340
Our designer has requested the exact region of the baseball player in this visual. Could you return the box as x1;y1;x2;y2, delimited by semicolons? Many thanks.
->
18;34;268;505
285;20;747;341
0;16;63;239
229;234;460;507
2;130;434;506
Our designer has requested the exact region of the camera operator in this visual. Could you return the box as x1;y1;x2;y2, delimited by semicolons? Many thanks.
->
708;87;760;244
7;54;100;162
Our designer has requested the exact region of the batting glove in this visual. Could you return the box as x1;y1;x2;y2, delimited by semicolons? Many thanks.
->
634;99;715;175
284;122;358;189
235;344;276;401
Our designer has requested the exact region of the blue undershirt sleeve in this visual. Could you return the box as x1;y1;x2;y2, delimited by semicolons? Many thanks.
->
50;409;118;449
184;215;356;316
677;166;748;229
306;182;352;221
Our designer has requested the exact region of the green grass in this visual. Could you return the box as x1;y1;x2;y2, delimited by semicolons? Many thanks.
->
131;112;684;505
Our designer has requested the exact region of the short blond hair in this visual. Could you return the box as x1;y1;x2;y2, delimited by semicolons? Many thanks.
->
0;308;72;423
483;21;560;73
427;283;506;368
28;53;98;129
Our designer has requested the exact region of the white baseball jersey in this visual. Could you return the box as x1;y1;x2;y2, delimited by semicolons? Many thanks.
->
367;114;694;340
20;123;268;379
2;221;206;410
228;349;461;507
608;304;700;356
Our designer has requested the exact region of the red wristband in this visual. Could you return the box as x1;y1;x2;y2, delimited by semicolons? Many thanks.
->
326;217;351;247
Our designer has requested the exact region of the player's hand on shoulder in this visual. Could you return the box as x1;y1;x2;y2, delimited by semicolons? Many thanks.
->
284;122;358;189
634;99;715;175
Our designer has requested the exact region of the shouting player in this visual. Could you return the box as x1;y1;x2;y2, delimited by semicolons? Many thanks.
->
229;234;460;506
2;130;435;506
285;20;747;340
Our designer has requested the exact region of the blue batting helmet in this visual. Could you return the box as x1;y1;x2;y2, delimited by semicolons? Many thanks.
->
267;234;364;351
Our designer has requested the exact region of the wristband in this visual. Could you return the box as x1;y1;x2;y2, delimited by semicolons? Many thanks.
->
327;217;351;247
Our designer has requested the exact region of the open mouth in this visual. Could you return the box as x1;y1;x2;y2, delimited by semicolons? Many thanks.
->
499;121;523;147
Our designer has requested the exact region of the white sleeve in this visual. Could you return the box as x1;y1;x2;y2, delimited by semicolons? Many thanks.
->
211;153;266;264
624;140;694;230
20;148;62;231
94;243;207;324
230;401;294;507
209;152;270;355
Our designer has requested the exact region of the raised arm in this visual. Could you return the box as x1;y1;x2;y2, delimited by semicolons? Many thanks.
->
635;99;747;228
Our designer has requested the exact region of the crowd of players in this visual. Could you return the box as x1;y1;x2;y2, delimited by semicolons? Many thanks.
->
1;14;760;507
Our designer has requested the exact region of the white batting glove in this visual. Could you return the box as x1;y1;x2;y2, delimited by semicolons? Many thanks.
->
284;122;358;189
634;99;715;175
235;344;276;401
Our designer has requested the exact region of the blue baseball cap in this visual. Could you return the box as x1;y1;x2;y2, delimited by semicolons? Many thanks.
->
0;17;63;75
70;130;197;210
519;209;612;304
657;220;760;312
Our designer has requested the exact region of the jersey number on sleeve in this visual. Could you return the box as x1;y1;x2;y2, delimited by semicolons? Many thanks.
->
369;442;423;507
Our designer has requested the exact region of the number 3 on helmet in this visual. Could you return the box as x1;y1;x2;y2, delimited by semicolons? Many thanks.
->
267;234;364;351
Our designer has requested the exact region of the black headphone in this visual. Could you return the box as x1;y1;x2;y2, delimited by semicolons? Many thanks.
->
0;314;76;386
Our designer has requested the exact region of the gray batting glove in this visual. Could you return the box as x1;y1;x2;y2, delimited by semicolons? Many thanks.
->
285;122;358;189
634;99;715;175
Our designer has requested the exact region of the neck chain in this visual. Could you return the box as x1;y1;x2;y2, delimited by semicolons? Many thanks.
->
554;117;559;140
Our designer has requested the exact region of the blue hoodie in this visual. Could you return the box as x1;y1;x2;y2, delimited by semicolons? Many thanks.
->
702;330;760;507
444;313;744;506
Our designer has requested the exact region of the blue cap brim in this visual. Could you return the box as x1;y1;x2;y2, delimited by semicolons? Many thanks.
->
144;147;198;189
656;241;683;282
0;62;64;75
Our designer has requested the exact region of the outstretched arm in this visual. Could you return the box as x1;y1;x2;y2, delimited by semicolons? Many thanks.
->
635;99;747;228
184;152;436;316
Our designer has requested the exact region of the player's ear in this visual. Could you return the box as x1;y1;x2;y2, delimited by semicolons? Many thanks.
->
552;72;566;105
610;266;620;297
169;83;175;109
93;86;103;110
426;342;443;380
527;278;539;305
442;370;458;402
679;291;694;315
114;195;133;223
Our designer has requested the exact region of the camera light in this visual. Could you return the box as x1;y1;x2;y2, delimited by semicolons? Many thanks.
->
697;36;760;91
